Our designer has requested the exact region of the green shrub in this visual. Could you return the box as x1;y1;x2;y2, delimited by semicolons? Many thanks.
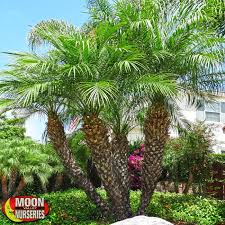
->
149;193;225;225
163;123;214;194
68;131;91;171
0;189;224;225
210;153;225;165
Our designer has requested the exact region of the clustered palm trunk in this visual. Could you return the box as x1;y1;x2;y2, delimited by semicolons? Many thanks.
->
8;169;18;196
1;176;8;201
2;0;223;221
47;112;109;216
138;104;170;214
12;178;26;197
53;173;64;191
44;103;171;220
82;114;129;220
1;175;27;202
82;107;170;218
111;134;131;217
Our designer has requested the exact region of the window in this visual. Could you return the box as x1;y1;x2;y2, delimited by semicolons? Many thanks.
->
205;102;220;112
204;102;220;122
197;101;225;123
205;112;220;122
221;102;225;113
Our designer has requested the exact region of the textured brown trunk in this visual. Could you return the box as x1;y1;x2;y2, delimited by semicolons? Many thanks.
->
138;105;170;215
53;173;63;191
83;114;126;220
183;170;193;194
111;134;131;217
8;169;18;196
1;176;8;201
47;112;109;217
13;177;26;197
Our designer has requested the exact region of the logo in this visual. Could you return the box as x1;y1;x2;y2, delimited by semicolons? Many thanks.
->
2;196;49;222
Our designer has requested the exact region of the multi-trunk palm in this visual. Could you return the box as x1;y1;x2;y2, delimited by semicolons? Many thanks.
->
0;138;54;201
113;0;225;214
0;20;150;219
1;0;225;220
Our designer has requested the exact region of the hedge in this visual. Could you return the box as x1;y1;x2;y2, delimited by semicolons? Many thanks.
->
0;189;225;225
210;153;225;165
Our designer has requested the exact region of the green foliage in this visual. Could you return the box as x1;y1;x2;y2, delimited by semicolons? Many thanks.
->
149;193;225;225
0;136;64;198
114;0;225;95
0;139;61;183
1;19;147;117
205;0;225;35
163;123;213;186
210;153;225;165
22;143;65;195
128;139;143;155
0;114;64;197
68;131;91;171
0;0;225;220
131;191;225;225
0;189;224;225
87;0;113;25
0;116;25;140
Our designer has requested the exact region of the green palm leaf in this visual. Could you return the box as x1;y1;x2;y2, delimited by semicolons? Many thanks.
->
78;81;118;110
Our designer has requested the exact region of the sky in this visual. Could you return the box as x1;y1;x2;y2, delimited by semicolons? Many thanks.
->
0;0;89;142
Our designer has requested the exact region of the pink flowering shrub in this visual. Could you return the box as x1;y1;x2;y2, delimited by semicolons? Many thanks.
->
128;143;144;190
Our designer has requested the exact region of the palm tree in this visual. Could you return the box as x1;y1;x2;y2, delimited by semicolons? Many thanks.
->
24;14;190;219
86;0;178;217
0;138;53;201
26;19;152;219
112;0;225;214
1;0;224;219
1;17;178;219
0;50;110;215
104;102;134;216
0;18;147;218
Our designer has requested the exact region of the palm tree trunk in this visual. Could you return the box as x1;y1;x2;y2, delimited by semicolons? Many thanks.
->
183;170;193;194
83;114;126;220
111;134;131;217
47;112;109;217
8;169;18;197
138;104;170;215
1;176;8;201
53;173;63;191
13;177;26;197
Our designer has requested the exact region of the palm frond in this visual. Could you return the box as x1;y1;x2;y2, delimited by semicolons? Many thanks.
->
136;73;179;97
77;80;118;110
28;20;79;50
